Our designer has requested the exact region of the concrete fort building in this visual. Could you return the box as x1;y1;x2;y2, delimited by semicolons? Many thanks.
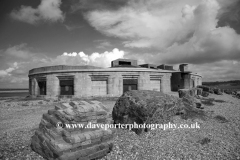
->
171;64;203;91
28;59;202;98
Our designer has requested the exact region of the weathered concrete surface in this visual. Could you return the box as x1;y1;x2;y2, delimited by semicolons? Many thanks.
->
183;74;191;89
46;75;59;97
29;66;173;97
171;72;202;91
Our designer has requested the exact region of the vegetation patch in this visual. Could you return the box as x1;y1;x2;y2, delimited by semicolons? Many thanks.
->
18;97;45;102
214;99;226;103
201;99;214;106
180;101;208;121
72;97;119;101
4;98;16;102
38;101;43;105
197;137;211;145
213;115;229;123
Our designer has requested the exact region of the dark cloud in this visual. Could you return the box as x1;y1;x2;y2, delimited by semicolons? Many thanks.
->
218;0;240;33
71;0;128;12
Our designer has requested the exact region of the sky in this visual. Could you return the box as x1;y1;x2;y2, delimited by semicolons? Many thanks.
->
0;0;240;88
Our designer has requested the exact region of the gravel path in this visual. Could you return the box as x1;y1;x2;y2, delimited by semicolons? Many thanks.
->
0;94;240;160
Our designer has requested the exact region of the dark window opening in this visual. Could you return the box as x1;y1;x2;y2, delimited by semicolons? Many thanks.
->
38;81;46;95
60;80;74;95
119;61;131;65
191;79;195;88
123;79;138;93
123;84;137;93
180;74;184;80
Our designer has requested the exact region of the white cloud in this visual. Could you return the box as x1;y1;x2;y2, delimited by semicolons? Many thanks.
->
5;44;33;59
10;0;64;24
1;44;124;79
83;0;240;65
58;48;125;67
84;0;200;49
0;62;18;78
0;44;126;87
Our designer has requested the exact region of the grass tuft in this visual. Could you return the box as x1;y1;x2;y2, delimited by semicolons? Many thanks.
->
201;99;214;106
197;137;211;145
214;99;226;103
213;115;229;123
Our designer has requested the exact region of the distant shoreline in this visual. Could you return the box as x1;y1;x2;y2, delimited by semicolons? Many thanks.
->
0;90;29;93
0;88;28;91
0;91;29;97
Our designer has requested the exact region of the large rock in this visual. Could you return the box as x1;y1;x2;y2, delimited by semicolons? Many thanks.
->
31;101;114;160
224;89;232;94
197;85;214;94
178;89;195;97
236;91;240;99
178;88;202;97
197;85;211;92
112;90;184;134
196;88;203;96
213;88;223;95
202;91;210;97
232;91;237;95
112;90;207;135
209;88;214;94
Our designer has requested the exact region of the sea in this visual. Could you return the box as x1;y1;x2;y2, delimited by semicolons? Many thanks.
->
0;89;29;97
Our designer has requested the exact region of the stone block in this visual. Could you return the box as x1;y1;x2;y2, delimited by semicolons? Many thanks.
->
31;100;114;160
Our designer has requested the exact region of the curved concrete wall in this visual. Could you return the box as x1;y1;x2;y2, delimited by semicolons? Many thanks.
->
28;66;173;98
171;72;202;91
190;74;202;87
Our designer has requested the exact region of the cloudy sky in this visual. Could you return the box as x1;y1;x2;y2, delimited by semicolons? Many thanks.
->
0;0;240;88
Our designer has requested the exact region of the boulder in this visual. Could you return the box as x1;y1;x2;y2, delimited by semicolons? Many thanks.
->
224;89;232;94
196;88;203;96
209;88;214;94
195;94;203;99
197;85;210;92
112;90;207;135
213;88;223;95
178;88;202;97
236;92;240;99
202;91;209;97
112;90;185;134
232;91;237;95
31;101;114;160
178;89;194;98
